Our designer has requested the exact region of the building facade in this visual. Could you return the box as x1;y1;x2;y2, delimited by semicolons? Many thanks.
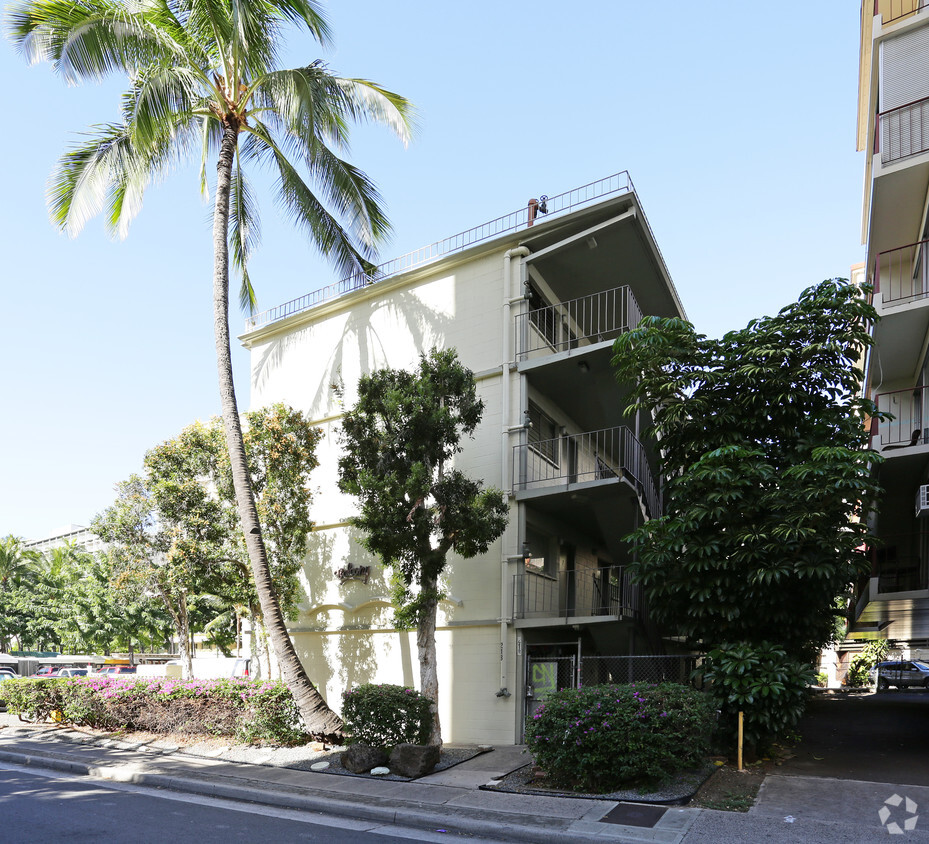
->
241;173;685;743
853;1;929;648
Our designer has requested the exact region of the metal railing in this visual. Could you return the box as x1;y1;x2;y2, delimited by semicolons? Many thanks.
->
514;285;642;360
512;425;660;517
877;95;929;164
872;238;929;304
876;0;928;26
875;386;928;446
514;565;642;620
245;172;635;330
869;531;929;592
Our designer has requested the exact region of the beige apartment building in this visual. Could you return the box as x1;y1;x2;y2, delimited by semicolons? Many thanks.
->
853;1;929;650
241;173;685;742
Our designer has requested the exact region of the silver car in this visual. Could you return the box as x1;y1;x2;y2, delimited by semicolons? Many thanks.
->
874;660;929;690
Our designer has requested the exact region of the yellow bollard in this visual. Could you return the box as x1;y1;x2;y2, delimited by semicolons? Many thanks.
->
737;711;744;771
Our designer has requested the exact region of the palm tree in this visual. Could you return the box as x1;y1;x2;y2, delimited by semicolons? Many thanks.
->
6;0;413;739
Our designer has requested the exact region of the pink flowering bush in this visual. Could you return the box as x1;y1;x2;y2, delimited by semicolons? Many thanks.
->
341;684;432;748
525;683;714;792
0;677;309;746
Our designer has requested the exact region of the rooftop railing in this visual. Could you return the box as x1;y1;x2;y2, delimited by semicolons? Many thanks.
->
512;425;660;518
514;285;642;360
245;172;635;331
872;238;929;305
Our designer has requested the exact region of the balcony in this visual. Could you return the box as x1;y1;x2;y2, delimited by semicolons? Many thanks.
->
511;426;660;518
514;285;642;361
871;532;929;593
875;387;929;448
873;238;929;305
876;0;929;27
877;96;929;166
513;565;643;622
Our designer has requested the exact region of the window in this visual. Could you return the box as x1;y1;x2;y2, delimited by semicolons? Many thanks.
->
528;285;557;349
528;401;558;465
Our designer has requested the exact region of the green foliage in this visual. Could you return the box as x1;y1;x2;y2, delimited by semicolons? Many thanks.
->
1;677;308;745
612;279;884;743
701;643;812;749
847;640;889;687
525;683;714;792
816;671;828;688
338;349;509;625
341;684;432;749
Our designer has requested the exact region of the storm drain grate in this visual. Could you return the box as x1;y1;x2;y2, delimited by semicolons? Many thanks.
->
599;803;667;828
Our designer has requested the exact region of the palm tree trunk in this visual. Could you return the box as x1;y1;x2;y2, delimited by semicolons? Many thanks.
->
417;568;442;746
212;119;342;741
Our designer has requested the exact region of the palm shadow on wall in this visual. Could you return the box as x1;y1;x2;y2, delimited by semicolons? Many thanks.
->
252;289;455;419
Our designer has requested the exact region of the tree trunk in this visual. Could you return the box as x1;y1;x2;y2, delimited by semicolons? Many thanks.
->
417;569;442;746
212;120;342;741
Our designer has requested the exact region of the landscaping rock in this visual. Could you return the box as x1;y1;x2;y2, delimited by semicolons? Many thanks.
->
339;744;388;774
390;743;440;778
370;766;390;776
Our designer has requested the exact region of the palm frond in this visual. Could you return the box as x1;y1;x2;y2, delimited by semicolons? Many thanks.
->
242;121;374;280
335;77;416;148
229;160;260;314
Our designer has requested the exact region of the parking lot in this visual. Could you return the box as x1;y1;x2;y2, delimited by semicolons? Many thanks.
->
779;690;929;786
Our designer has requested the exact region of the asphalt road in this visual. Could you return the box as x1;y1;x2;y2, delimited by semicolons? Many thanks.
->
779;690;929;785
0;763;492;844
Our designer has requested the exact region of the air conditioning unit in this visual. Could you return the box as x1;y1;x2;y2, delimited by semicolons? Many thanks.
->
916;485;929;518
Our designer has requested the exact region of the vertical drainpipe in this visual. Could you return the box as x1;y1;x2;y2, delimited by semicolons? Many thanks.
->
500;246;530;701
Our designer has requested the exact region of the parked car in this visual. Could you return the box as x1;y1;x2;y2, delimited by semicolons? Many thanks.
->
0;667;17;679
52;668;88;677
872;660;929;690
30;666;57;678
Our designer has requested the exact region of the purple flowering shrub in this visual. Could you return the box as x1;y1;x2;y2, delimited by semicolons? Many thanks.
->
341;684;432;749
525;683;714;792
0;677;309;746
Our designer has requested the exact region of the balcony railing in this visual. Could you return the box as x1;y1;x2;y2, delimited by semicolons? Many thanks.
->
514;285;642;360
513;565;643;620
244;172;635;330
872;238;929;304
876;0;928;26
869;532;929;592
512;426;660;517
875;387;928;447
877;96;929;164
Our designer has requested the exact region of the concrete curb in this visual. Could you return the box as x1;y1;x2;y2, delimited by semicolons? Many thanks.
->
0;745;643;844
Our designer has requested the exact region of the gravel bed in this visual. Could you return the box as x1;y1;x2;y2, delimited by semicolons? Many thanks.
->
481;761;716;805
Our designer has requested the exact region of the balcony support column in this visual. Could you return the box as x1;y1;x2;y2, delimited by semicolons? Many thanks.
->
499;246;529;699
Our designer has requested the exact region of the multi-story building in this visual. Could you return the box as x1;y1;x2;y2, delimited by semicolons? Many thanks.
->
25;525;106;557
241;172;686;743
853;1;929;648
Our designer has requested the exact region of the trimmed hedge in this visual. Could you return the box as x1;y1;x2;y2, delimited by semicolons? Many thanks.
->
341;683;432;749
0;676;309;746
525;682;714;792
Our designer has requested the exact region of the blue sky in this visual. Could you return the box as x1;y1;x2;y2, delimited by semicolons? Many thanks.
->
1;2;864;540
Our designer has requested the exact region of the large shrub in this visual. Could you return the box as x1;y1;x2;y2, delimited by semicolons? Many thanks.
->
0;677;308;746
701;642;813;749
525;683;714;792
341;684;432;748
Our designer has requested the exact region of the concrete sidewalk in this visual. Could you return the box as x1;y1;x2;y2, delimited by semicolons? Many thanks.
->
1;721;927;843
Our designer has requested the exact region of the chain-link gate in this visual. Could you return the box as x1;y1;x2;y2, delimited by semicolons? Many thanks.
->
526;655;576;722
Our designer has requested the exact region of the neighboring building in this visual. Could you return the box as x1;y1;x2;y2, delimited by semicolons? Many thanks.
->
241;172;686;743
24;524;106;556
852;1;929;649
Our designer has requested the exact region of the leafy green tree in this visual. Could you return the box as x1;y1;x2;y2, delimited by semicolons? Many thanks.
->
0;536;48;651
7;0;412;740
338;349;509;744
612;279;883;745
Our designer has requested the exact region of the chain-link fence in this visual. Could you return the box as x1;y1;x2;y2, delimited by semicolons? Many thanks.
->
578;654;699;688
